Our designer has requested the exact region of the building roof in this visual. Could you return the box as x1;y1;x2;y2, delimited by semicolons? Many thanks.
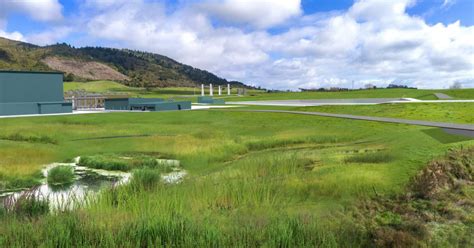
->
0;70;64;75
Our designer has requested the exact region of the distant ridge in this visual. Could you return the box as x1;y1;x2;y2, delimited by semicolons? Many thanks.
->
0;37;250;88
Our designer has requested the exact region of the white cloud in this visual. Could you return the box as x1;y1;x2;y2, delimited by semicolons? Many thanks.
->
200;0;302;29
25;27;72;45
3;0;472;90
0;0;63;44
0;0;63;22
0;29;25;41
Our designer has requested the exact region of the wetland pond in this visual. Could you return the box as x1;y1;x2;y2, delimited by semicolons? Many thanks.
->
0;156;185;213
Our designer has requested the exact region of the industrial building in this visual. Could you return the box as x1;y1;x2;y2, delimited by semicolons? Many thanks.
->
0;71;72;116
197;96;225;104
105;98;191;111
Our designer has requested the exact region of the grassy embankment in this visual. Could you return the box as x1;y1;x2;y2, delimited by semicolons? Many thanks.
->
64;81;258;101
64;81;474;104
0;108;473;246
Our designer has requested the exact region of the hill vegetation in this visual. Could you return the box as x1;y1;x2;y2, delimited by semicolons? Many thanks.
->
0;37;248;88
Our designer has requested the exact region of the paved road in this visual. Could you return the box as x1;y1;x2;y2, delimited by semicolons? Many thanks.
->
434;93;453;99
233;109;474;131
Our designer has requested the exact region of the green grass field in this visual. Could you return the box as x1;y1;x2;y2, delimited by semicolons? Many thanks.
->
1;107;473;246
65;81;474;103
288;102;474;124
224;88;474;101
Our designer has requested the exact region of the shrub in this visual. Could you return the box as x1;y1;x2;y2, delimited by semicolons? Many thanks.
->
47;166;75;186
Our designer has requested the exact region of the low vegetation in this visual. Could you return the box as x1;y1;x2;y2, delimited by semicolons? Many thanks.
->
0;133;57;144
0;108;472;246
345;151;394;164
78;154;166;172
359;147;474;247
46;166;75;186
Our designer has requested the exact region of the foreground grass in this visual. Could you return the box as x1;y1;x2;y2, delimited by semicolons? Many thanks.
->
0;110;473;246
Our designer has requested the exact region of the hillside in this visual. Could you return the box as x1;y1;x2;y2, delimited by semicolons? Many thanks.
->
0;37;248;88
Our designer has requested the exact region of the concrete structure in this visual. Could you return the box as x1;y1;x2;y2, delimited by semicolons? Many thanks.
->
104;98;191;111
0;71;72;116
218;85;222;95
197;96;225;104
209;84;213;96
227;84;230;95
201;84;205;96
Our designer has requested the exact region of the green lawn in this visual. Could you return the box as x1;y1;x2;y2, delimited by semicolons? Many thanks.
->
1;110;473;246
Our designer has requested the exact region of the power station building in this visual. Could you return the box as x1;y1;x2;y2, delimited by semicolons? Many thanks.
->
0;71;72;116
104;98;191;111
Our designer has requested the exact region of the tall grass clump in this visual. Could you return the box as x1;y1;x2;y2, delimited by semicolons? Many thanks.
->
345;152;394;164
47;166;74;186
79;155;130;171
131;168;161;190
3;192;49;218
0;133;57;144
78;154;164;172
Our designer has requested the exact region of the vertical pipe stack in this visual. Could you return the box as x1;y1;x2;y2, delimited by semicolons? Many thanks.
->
210;84;213;96
218;86;222;95
227;84;230;95
201;84;205;96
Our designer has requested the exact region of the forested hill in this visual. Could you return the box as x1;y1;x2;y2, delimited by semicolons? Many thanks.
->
0;37;249;88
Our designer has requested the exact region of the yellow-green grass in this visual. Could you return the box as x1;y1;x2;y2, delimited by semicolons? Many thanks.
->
0;110;472;246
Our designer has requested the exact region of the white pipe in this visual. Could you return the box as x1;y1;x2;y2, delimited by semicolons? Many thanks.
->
201;84;204;96
210;84;213;96
227;84;230;95
218;86;222;95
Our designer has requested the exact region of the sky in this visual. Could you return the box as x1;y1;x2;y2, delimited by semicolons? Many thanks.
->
0;0;473;89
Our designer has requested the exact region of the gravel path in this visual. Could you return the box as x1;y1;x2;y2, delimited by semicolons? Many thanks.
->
434;93;453;99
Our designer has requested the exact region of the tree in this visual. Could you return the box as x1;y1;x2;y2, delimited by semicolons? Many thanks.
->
450;82;462;89
364;83;376;89
64;73;75;82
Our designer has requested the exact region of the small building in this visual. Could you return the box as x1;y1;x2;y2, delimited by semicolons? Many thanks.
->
197;96;225;105
0;71;72;116
104;98;191;111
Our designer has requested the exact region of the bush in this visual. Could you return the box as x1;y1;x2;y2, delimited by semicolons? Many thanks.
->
47;166;75;186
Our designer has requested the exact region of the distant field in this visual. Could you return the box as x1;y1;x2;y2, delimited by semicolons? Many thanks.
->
289;102;474;124
65;81;474;102
64;81;258;100
226;88;474;101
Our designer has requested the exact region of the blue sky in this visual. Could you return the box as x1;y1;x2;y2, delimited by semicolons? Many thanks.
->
0;0;473;89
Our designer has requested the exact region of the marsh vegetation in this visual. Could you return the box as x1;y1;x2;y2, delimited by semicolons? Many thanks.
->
0;109;472;246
